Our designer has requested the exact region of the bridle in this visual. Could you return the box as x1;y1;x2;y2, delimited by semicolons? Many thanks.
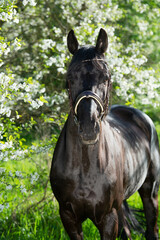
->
67;59;111;122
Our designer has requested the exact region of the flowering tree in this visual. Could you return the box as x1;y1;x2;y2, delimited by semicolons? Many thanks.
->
0;0;160;221
0;0;54;216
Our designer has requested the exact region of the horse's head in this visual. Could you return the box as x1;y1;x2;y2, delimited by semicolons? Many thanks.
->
67;29;111;145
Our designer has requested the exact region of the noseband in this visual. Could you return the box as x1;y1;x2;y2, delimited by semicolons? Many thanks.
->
74;91;104;116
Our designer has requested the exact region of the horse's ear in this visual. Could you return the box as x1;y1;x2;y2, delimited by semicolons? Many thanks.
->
67;30;79;55
96;28;108;54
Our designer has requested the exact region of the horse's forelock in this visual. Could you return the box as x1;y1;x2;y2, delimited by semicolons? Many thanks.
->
67;46;109;76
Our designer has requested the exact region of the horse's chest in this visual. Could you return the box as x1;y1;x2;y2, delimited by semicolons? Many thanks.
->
67;171;116;210
63;172;120;224
73;175;103;202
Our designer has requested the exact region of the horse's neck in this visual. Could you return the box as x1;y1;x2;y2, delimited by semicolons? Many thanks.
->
65;114;109;172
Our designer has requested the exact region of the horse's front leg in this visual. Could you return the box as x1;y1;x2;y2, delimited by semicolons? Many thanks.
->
96;208;118;240
59;206;83;240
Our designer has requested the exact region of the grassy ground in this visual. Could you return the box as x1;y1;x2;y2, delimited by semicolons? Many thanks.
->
1;152;160;240
1;192;160;239
1;123;160;239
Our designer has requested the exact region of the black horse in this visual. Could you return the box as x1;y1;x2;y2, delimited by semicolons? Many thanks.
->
50;29;160;240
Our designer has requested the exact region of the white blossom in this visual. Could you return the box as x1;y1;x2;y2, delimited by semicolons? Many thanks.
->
0;168;6;174
30;172;39;184
137;20;148;32
6;185;12;190
46;57;57;66
40;39;56;50
23;0;37;6
15;171;23;177
0;141;13;151
20;185;27;193
0;204;4;212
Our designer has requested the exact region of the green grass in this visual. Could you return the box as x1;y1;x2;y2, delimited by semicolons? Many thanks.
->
1;192;160;240
1;174;160;240
1;127;160;239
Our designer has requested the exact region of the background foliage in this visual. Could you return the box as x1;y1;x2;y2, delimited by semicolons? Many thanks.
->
0;0;160;239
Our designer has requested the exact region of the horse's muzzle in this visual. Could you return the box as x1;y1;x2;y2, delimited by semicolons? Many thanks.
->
80;135;99;145
78;121;100;145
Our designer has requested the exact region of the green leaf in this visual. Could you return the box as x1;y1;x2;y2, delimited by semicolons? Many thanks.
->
39;96;48;103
